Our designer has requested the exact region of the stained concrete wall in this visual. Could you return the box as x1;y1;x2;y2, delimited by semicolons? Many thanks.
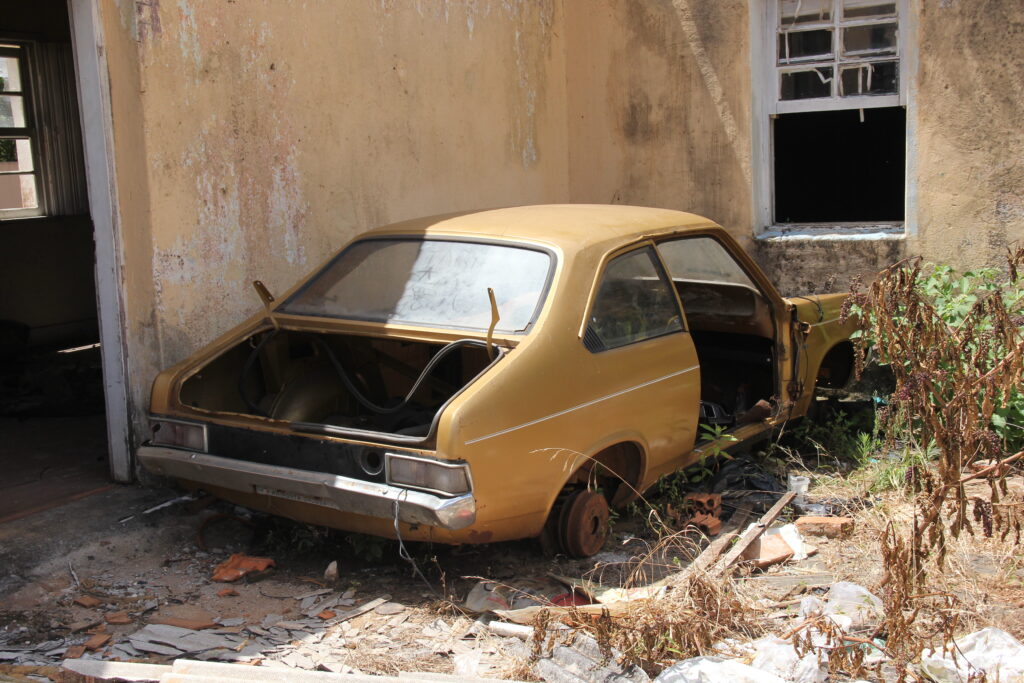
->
565;0;754;247
98;0;569;437
562;0;1024;294
910;0;1024;269
93;0;1024;459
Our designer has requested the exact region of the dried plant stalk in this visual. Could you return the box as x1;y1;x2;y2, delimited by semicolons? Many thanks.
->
843;248;1024;581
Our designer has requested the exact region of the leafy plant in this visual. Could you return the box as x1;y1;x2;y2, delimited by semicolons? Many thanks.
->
788;401;877;466
843;248;1024;578
689;424;736;483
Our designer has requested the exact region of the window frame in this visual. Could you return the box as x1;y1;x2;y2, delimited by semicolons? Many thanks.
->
0;42;43;219
581;243;686;354
769;0;908;115
751;0;915;235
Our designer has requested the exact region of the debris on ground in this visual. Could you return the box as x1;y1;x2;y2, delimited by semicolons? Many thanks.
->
463;576;591;613
743;531;795;569
749;635;826;683
4;445;1023;682
534;634;649;683
210;553;275;582
920;627;1024;682
58;656;509;682
793;515;854;538
656;656;786;683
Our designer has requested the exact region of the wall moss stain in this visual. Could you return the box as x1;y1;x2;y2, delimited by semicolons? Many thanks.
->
752;239;906;297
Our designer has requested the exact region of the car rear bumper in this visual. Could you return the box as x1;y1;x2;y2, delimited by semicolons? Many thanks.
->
137;446;477;530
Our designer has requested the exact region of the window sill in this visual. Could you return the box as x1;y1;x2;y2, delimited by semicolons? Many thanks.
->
0;210;46;221
756;224;904;242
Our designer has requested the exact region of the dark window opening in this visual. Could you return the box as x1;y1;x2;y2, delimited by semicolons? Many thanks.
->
773;106;905;223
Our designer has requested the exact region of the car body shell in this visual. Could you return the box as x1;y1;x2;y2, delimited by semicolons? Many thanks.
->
141;205;856;545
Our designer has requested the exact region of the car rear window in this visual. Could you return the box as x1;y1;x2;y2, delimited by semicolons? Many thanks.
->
280;238;553;333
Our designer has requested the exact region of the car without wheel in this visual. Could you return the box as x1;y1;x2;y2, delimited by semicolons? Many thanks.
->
139;205;856;557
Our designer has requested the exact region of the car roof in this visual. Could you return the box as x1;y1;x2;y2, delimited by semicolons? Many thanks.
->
360;204;719;252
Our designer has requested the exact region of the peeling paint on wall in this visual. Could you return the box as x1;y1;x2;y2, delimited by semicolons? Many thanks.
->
269;146;309;267
507;2;555;169
126;0;566;367
176;0;200;72
136;0;162;43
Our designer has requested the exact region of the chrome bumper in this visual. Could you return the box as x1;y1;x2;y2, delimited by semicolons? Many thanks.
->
137;446;476;530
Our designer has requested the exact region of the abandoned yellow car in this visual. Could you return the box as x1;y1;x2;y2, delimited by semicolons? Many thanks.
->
139;205;855;557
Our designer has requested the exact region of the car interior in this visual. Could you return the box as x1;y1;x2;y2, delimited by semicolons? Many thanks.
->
659;237;777;430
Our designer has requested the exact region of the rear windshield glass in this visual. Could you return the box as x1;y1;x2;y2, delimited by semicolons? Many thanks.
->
280;238;553;333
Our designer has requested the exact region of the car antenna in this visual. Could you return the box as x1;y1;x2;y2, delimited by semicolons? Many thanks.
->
252;280;280;330
486;287;500;360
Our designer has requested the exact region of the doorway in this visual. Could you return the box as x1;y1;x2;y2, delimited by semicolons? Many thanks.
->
0;0;114;522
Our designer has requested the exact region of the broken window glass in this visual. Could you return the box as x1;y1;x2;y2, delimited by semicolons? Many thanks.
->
780;0;831;27
778;29;833;63
842;0;896;19
842;23;897;56
840;61;898;96
780;67;833;100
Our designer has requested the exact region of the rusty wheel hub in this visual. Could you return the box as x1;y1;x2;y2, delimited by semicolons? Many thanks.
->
558;490;610;558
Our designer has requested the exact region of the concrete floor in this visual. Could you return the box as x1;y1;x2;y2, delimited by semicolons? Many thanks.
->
0;482;176;600
0;414;112;524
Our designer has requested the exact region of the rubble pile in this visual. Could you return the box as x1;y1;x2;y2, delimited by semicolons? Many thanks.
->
3;459;1024;682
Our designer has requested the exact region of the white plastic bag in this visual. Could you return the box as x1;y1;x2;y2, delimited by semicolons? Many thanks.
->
655;656;786;683
822;582;883;629
920;627;1024;682
750;636;827;683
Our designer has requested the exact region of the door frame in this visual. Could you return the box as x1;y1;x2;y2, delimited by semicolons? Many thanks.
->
68;0;133;482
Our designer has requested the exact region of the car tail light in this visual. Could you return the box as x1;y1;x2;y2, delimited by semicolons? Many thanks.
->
150;418;208;452
386;453;471;496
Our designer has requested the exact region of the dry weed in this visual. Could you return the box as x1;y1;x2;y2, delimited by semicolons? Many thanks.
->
845;248;1024;581
529;533;765;674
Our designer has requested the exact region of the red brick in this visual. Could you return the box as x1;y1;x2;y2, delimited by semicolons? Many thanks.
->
684;493;722;517
689;512;722;537
84;633;112;651
64;645;87;659
795;516;854;538
74;595;102;608
744;534;795;569
149;616;219;630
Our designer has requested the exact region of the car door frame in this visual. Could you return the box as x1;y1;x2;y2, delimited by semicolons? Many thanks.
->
649;226;801;422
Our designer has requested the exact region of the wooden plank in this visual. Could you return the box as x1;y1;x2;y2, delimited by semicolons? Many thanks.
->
675;504;754;582
715;492;796;574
